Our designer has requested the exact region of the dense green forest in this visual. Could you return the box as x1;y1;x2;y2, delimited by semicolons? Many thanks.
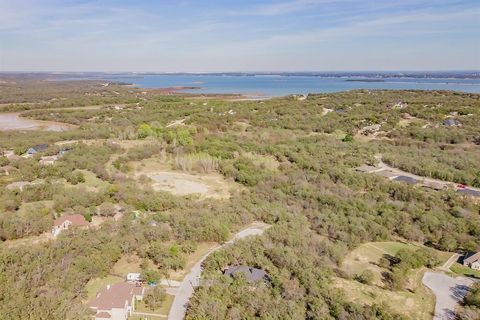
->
0;79;479;319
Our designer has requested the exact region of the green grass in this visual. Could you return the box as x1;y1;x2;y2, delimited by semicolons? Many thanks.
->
135;294;174;316
77;169;110;189
342;242;418;279
333;271;435;320
450;263;480;278
84;275;123;301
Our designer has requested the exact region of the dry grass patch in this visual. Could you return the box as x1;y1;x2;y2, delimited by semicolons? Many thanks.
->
333;271;434;320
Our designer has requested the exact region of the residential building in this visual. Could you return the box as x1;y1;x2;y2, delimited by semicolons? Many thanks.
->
88;282;145;320
26;144;49;155
52;214;89;236
392;175;419;185
463;252;480;270
224;266;269;282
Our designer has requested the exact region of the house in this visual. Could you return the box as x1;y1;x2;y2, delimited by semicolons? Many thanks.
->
463;252;480;270
224;266;269;283
39;155;58;166
443;118;461;127
88;282;145;320
26;144;49;155
51;214;89;236
393;175;419;185
126;273;142;283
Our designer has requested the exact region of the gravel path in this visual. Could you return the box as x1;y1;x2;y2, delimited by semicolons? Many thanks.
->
422;271;478;320
167;223;270;320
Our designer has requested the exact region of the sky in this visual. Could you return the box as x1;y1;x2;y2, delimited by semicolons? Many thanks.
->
0;0;479;72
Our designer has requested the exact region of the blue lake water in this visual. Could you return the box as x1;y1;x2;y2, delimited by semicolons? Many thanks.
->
110;74;480;97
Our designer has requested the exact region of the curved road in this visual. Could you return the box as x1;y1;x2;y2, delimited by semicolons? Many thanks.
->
167;223;270;320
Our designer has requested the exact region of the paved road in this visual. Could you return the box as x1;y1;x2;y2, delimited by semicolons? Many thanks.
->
422;271;478;320
167;223;270;320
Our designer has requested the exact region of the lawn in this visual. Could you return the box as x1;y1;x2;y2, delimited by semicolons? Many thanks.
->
112;254;144;277
450;262;480;279
135;293;174;316
77;169;110;190
342;242;419;285
333;269;435;320
168;242;217;281
84;275;123;301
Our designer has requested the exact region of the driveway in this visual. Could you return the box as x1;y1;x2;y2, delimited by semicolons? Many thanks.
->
422;271;478;320
374;154;480;194
167;222;270;320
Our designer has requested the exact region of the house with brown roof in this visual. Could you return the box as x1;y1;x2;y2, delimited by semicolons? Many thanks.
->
88;282;145;320
51;214;89;237
463;252;480;270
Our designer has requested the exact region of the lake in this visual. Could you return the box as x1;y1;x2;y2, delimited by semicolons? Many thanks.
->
110;74;480;97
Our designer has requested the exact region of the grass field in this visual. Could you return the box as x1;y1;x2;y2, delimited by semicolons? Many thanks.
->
342;242;418;285
333;269;434;320
135;293;174;316
338;241;453;319
450;262;480;278
78;169;110;189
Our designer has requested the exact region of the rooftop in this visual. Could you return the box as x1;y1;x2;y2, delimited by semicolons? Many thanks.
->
224;266;268;282
393;175;419;185
464;252;480;264
89;282;144;311
54;214;89;227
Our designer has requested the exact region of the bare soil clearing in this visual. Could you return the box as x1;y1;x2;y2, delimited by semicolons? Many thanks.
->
133;159;234;199
0;112;74;131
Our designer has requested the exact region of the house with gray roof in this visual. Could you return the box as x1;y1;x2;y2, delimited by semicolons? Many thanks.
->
224;266;269;283
393;175;419;185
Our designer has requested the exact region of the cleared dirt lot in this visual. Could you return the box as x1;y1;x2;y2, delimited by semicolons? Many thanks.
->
133;159;235;199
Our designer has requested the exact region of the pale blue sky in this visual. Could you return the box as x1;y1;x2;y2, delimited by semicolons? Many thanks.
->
0;0;479;72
